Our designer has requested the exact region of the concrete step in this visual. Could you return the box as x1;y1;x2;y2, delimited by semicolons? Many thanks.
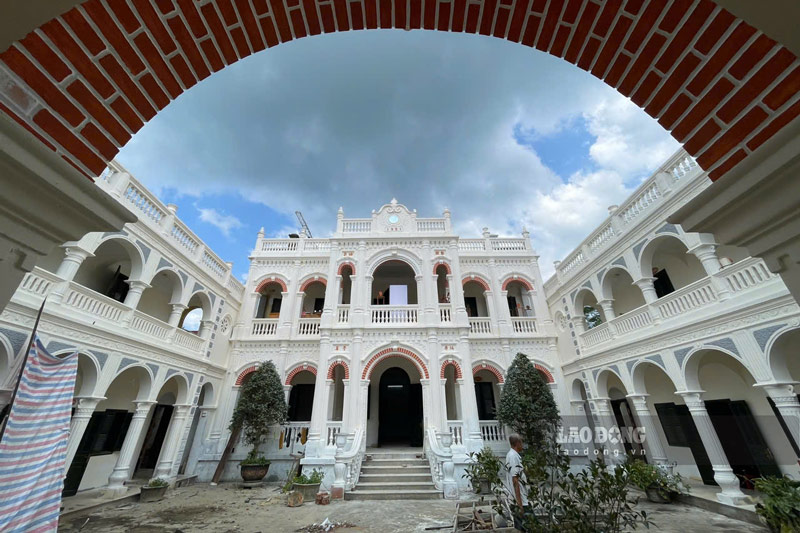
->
360;465;431;475
364;452;424;461
362;459;429;467
345;489;442;501
355;481;436;491
358;473;433;483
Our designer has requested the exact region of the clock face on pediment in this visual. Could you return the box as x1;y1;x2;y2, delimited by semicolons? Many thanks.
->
376;198;413;232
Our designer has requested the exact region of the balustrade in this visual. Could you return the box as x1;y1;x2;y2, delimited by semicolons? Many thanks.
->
371;306;418;324
447;421;463;446
123;183;166;224
18;268;60;298
63;283;128;322
252;318;278;336
174;328;204;351
479;421;506;443
202;250;226;278
654;278;718;319
468;317;492;335
170;222;199;254
511;317;537;334
337;305;350;324
439;304;452;323
279;422;310;454
297;318;321;336
458;239;485;252
326;423;342;446
721;257;776;293
610;307;653;335
342;220;371;233
580;322;612;347
416;219;446;232
130;311;170;339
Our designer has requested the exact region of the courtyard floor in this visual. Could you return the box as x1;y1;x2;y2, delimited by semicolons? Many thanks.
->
58;483;765;533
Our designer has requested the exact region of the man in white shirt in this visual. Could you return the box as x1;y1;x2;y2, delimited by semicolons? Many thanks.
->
504;433;528;509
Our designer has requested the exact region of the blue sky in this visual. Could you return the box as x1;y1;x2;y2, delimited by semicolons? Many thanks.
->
116;30;679;280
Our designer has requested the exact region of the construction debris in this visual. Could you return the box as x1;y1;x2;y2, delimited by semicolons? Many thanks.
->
295;517;357;532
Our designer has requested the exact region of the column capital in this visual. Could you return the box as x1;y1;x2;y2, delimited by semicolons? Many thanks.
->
171;302;188;311
633;277;657;287
133;400;156;417
62;245;94;261
73;396;106;417
675;390;705;409
173;404;192;417
755;381;798;398
127;280;151;292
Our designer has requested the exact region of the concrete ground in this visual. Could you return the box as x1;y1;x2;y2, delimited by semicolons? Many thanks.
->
58;483;766;533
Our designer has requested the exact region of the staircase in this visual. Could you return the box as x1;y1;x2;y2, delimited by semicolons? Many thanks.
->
345;449;442;500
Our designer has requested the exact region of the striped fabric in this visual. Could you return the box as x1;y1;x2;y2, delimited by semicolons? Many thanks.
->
0;336;77;533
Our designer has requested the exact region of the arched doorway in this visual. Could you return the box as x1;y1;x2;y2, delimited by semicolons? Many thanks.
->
377;367;422;447
134;374;188;479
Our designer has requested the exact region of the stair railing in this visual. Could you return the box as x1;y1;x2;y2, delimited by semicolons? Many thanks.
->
424;426;458;498
332;427;365;495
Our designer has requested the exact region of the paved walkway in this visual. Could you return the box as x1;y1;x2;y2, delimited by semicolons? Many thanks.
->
58;483;766;532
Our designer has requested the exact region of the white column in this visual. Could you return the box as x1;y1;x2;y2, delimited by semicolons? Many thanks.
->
597;299;616;321
55;246;94;282
426;330;444;431
626;394;668;464
198;319;215;340
108;401;155;491
154;404;192;478
306;335;333;457
592;397;626;463
457;335;482;452
570;315;586;335
634;278;659;304
283;385;291;403
760;383;800;454
64;396;104;472
345;329;364;434
168;303;187;327
676;392;749;505
689;243;722;276
123;280;150;310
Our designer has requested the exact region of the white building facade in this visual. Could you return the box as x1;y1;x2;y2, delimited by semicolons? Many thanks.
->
0;149;798;505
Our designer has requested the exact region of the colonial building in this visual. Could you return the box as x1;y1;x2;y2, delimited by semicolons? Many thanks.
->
0;148;798;505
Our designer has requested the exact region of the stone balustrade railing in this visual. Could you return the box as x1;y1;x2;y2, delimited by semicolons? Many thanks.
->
371;305;419;324
424;426;457;497
469;317;492;335
297;318;321;336
16;269;208;356
447;420;464;446
251;318;278;336
511;317;537;334
546;149;702;291
98;162;244;295
439;304;452;323
578;257;780;352
337;305;350;324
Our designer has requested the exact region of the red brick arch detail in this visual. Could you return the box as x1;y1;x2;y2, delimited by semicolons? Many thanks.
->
299;277;326;292
472;363;505;384
535;364;555;384
433;262;451;275
235;364;259;386
440;359;463;379
502;276;534;292
337;262;355;276
0;2;796;184
327;360;350;380
255;277;287;293
362;347;429;380
285;363;317;385
462;275;490;291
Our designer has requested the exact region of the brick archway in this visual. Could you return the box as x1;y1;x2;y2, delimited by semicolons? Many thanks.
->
362;346;429;380
501;275;534;291
462;274;491;291
440;359;463;379
0;1;797;183
337;262;355;276
472;362;505;384
299;277;326;292
327;359;350;380
255;277;287;293
235;364;258;386
535;363;555;384
285;363;317;385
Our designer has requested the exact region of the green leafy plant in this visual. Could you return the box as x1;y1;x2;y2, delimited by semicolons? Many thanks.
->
146;478;169;488
463;447;503;493
294;469;323;485
584;306;603;329
497;352;561;449
240;449;271;466
627;460;688;501
230;361;288;463
754;476;800;532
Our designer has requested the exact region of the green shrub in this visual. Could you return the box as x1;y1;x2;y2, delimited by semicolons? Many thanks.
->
230;361;288;455
146;478;169;488
463;447;503;493
294;469;323;485
754;476;800;532
496;352;560;449
627;460;688;499
240;449;271;466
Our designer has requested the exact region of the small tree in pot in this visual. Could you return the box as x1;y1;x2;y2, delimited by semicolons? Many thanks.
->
230;361;288;482
292;469;324;502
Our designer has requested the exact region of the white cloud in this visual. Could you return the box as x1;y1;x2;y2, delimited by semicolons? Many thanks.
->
118;30;679;280
196;206;243;237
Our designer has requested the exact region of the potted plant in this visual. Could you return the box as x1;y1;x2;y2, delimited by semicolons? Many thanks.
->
139;478;169;502
754;476;800;532
292;469;324;502
229;361;288;482
464;446;502;494
240;449;271;482
627;460;688;503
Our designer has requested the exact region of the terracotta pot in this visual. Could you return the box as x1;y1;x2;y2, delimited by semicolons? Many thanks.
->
645;486;678;503
139;485;168;503
241;463;270;482
292;482;321;502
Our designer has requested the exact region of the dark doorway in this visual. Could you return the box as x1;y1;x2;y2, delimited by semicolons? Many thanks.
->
507;296;519;317
655;402;715;484
464;297;479;317
705;399;781;488
378;367;422;446
135;404;173;476
611;398;645;458
288;384;315;421
475;381;496;420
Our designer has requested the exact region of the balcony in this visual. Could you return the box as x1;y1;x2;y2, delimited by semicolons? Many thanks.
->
371;305;419;325
439;304;452;323
511;317;537;334
15;268;208;355
251;318;278;336
337;305;350;324
578;257;780;352
469;317;492;336
297;318;321;336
